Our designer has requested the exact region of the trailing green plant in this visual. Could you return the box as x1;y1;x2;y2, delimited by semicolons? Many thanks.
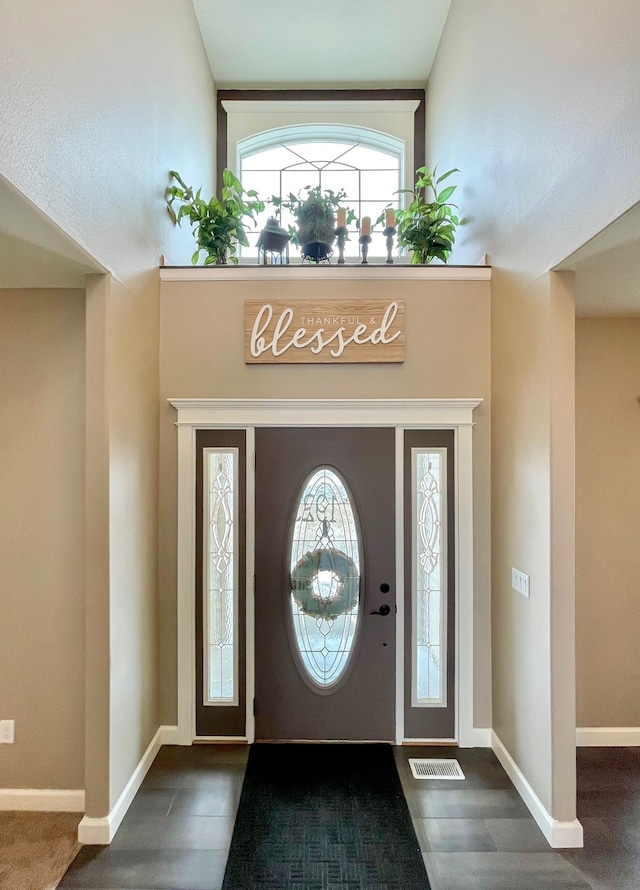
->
166;169;264;265
380;165;460;264
270;186;356;258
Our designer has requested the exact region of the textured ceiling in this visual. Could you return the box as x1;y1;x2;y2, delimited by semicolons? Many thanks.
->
192;0;451;85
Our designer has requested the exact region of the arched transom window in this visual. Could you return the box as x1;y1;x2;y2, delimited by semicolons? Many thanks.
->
238;125;404;259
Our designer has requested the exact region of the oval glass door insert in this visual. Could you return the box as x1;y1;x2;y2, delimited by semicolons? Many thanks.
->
289;467;362;691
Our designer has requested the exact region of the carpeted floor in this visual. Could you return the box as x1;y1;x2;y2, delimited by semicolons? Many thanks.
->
222;743;431;890
0;812;82;890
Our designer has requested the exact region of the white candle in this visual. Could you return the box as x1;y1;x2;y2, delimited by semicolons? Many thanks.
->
385;208;396;229
361;216;371;236
336;207;347;228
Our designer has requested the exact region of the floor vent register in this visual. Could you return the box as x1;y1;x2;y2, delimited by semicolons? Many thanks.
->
409;758;465;780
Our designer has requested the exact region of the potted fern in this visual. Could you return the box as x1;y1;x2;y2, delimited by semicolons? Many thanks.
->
388;166;460;264
166;169;264;265
270;186;354;263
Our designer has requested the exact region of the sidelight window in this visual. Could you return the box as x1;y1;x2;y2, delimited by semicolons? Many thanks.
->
412;449;447;707
204;448;239;705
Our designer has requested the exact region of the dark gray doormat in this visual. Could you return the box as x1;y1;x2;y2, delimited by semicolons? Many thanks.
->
222;743;430;890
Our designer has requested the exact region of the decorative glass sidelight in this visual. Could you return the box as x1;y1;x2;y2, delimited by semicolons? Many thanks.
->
412;449;447;707
289;467;362;691
204;449;238;705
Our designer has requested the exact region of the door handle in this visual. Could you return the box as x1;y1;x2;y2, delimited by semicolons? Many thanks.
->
370;603;391;616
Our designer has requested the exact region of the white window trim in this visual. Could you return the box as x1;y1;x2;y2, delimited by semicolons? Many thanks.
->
222;100;421;115
171;398;485;748
224;99;418;195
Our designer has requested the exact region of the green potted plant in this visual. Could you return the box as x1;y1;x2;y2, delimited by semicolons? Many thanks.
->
270;186;355;263
384;165;460;264
166;169;264;265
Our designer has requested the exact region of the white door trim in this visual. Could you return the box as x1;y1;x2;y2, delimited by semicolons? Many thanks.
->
170;398;483;747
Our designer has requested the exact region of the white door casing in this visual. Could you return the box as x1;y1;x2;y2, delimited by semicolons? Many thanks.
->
170;398;485;747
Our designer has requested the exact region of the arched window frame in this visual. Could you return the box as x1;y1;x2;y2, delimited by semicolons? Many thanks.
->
236;123;405;185
217;91;425;259
237;125;406;258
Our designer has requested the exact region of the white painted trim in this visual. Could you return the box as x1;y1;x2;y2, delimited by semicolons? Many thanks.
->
78;725;167;845
223;100;421;115
194;736;249;743
492;731;583;849
463;727;492;747
403;738;457;745
75;816;112;845
577;727;640;746
160;266;491;282
456;423;477;747
245;428;256;744
172;399;483;748
177;424;197;745
170;399;482;428
161;725;179;745
395;428;405;746
0;789;85;812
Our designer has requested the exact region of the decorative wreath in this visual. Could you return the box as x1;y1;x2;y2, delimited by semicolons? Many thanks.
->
290;548;360;620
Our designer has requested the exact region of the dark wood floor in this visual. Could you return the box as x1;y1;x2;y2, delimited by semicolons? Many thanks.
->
58;744;640;889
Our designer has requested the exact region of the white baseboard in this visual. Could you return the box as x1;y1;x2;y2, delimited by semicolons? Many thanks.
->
459;727;492;748
160;724;179;745
78;724;173;845
577;727;640;746
401;729;491;748
193;735;248;743
403;738;457;745
0;788;85;812
491;731;583;849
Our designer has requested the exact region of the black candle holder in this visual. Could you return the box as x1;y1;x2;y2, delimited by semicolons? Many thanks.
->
335;226;348;264
383;226;397;264
359;234;372;264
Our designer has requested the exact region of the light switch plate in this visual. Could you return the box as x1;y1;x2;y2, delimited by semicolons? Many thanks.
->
0;720;15;744
512;568;530;598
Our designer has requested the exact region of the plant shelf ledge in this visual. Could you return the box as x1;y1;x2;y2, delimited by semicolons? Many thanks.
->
159;264;491;282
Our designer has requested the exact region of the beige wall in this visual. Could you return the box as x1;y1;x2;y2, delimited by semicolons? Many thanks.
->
489;269;553;809
424;0;640;821
84;271;161;816
576;317;640;727
0;288;85;789
488;269;576;818
158;276;492;730
107;275;161;808
0;0;217;812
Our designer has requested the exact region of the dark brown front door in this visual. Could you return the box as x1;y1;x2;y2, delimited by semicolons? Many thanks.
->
255;427;396;741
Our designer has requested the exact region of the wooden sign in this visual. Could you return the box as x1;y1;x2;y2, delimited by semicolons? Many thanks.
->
244;299;405;364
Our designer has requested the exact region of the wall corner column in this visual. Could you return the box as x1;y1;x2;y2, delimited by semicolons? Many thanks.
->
83;273;112;818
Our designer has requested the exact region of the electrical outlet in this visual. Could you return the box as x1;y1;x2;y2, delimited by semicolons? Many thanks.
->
511;568;530;598
0;720;15;744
